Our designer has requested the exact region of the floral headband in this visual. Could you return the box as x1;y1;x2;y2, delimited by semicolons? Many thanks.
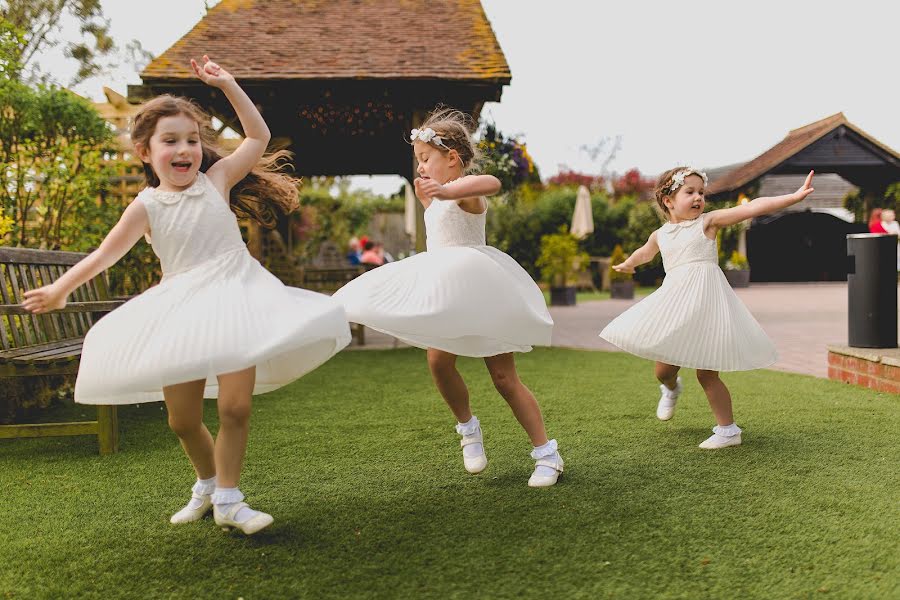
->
410;127;450;149
668;167;708;193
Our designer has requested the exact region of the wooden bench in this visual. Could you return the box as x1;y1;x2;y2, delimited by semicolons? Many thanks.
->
0;248;125;454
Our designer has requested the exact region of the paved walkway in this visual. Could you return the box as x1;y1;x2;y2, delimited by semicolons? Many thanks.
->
351;283;895;379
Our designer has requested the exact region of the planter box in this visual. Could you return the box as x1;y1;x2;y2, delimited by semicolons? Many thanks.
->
550;286;577;306
610;280;635;299
724;269;751;288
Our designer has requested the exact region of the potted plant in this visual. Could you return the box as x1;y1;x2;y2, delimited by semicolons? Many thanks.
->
537;226;589;306
609;244;635;299
723;250;751;287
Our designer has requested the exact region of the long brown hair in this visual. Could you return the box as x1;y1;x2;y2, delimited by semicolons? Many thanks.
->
130;95;300;228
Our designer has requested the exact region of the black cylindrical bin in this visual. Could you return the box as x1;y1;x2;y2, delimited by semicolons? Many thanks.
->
847;233;898;348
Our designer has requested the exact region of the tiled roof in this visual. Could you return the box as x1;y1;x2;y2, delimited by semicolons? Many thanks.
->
707;113;900;195
141;0;511;83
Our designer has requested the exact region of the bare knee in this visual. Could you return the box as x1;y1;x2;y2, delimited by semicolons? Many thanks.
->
696;369;720;388
168;412;203;439
655;362;680;383
489;368;519;397
427;351;456;378
218;397;252;428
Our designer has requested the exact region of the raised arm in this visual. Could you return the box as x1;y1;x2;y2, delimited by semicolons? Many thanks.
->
192;55;271;193
612;231;660;274
705;170;815;231
22;200;149;314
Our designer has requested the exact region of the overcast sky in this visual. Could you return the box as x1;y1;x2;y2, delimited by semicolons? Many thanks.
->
41;0;900;192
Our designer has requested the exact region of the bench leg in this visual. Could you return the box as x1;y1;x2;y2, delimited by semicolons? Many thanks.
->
97;405;119;455
358;324;365;346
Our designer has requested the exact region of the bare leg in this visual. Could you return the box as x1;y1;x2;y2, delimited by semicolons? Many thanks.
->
655;361;681;390
427;348;472;423
164;379;215;480
484;353;549;447
696;369;734;426
214;367;256;488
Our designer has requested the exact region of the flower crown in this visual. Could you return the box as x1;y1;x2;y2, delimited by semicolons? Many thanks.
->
410;127;450;149
667;167;708;193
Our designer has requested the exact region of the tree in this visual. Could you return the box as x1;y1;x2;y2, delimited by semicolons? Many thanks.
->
0;56;115;249
1;0;115;84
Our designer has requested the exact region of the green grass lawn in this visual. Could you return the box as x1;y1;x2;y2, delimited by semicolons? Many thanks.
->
542;286;657;305
2;348;898;599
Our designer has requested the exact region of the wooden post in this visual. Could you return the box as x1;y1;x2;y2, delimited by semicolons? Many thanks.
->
412;110;427;253
97;405;119;455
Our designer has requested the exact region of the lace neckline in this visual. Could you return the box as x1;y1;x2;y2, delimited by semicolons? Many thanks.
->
151;173;206;205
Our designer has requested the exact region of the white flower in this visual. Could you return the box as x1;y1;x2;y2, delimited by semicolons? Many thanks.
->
669;167;708;192
409;127;448;148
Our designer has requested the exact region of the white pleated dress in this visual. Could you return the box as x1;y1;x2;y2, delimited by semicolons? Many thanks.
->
74;173;351;405
600;214;777;371
333;196;553;357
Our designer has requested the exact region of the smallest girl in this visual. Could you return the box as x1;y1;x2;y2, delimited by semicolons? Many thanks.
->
601;167;814;448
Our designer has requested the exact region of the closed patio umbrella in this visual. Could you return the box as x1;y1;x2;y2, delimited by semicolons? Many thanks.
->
571;185;594;239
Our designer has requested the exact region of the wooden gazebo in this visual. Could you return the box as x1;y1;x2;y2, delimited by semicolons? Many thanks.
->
128;0;511;250
707;113;900;282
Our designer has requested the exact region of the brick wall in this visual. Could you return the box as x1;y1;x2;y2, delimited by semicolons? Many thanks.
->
827;351;900;393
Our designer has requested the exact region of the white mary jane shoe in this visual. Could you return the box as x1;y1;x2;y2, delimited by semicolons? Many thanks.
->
656;377;682;421
528;453;564;488
460;429;488;474
169;493;212;524
214;502;274;535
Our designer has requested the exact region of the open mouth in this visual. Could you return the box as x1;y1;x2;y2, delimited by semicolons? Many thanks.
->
171;161;192;173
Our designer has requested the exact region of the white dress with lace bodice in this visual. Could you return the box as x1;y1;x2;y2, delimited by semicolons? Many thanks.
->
333;196;553;357
74;173;351;404
600;214;777;371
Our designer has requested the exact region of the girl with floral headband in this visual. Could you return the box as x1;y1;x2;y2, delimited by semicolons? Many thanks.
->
24;56;351;534
600;167;814;449
334;108;562;487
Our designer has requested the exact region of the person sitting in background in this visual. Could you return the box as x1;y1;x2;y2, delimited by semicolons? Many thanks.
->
880;208;900;271
346;237;362;265
360;240;385;266
868;208;887;233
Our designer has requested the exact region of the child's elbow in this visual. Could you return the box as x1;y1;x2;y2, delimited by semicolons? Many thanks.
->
485;175;502;195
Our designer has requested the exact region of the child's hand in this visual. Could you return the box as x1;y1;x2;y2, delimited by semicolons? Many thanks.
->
190;55;235;88
791;170;815;202
22;284;67;314
414;178;446;201
612;262;635;274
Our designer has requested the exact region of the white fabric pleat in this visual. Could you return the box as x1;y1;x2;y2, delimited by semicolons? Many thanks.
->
600;215;776;371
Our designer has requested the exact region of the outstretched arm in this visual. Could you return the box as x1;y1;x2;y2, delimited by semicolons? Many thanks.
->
22;201;149;314
612;231;660;274
193;55;271;193
705;170;815;231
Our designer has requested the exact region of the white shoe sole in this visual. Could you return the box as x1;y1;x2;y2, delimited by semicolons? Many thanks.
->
215;513;274;535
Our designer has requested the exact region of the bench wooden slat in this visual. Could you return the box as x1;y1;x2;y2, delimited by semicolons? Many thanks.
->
38;265;65;340
5;266;37;346
18;264;53;345
0;267;20;349
0;339;83;359
0;301;126;315
0;247;87;266
0;421;98;439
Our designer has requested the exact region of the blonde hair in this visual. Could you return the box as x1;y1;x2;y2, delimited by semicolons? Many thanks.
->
412;107;479;172
131;95;300;228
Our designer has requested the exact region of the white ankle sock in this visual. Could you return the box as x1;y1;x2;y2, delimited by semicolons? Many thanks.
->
185;476;216;509
531;439;560;478
456;416;484;458
712;423;742;437
212;487;262;523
